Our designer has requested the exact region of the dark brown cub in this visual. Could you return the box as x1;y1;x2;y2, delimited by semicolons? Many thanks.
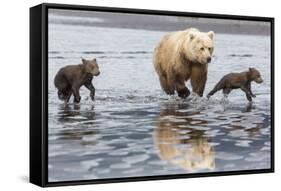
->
207;67;263;102
54;58;100;103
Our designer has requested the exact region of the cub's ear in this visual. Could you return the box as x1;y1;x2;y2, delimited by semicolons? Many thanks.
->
249;67;253;72
82;58;87;64
189;31;196;41
92;58;97;62
208;31;214;39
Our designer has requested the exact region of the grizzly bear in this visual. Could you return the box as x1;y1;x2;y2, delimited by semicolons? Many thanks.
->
207;67;263;101
153;28;214;98
54;58;100;103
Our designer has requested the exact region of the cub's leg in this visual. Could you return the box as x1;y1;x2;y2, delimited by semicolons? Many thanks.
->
84;77;95;101
64;89;72;103
57;89;65;101
240;86;252;102
55;78;70;101
222;88;232;98
207;80;224;99
247;83;256;97
57;87;72;102
72;84;81;103
191;65;207;97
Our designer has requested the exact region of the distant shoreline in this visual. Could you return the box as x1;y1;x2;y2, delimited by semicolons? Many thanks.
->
49;9;271;36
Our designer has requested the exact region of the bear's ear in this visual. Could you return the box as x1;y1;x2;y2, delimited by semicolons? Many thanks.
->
249;67;253;72
189;31;196;41
92;58;97;62
207;31;214;39
82;58;87;64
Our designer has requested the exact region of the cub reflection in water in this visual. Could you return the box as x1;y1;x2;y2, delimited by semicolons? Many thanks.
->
154;104;215;171
56;104;98;143
58;104;96;124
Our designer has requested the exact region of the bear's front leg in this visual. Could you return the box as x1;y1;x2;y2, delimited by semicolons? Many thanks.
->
84;77;95;101
247;83;256;98
177;87;190;98
175;80;190;98
57;88;72;103
191;65;207;97
72;84;81;103
241;86;252;102
159;74;175;95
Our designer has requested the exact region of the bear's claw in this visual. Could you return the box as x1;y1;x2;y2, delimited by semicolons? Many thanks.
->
74;96;81;103
177;88;190;99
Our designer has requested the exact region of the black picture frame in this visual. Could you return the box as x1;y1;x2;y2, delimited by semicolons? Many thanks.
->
30;3;274;187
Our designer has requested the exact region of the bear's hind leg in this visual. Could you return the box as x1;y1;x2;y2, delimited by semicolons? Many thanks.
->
57;88;72;102
222;88;232;98
207;80;224;99
64;89;72;103
57;90;65;100
72;84;81;103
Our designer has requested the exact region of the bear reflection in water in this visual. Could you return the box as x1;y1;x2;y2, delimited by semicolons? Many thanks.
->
154;104;215;171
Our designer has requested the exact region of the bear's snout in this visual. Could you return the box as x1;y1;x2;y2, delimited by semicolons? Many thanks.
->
207;57;212;63
95;71;100;76
256;77;263;84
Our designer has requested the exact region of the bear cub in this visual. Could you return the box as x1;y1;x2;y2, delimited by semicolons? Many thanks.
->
207;67;263;102
54;58;100;103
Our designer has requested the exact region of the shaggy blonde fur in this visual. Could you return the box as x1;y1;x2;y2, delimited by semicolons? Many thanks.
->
153;28;214;98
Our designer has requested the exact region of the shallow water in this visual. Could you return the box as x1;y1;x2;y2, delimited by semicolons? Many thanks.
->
48;16;271;182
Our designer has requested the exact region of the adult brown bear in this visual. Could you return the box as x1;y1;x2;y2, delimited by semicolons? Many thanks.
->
153;28;214;98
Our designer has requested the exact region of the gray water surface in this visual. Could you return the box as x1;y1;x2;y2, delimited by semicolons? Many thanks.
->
48;14;271;182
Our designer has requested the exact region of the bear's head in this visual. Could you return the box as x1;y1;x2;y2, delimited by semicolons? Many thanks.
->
183;29;214;65
249;67;263;83
82;58;100;76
